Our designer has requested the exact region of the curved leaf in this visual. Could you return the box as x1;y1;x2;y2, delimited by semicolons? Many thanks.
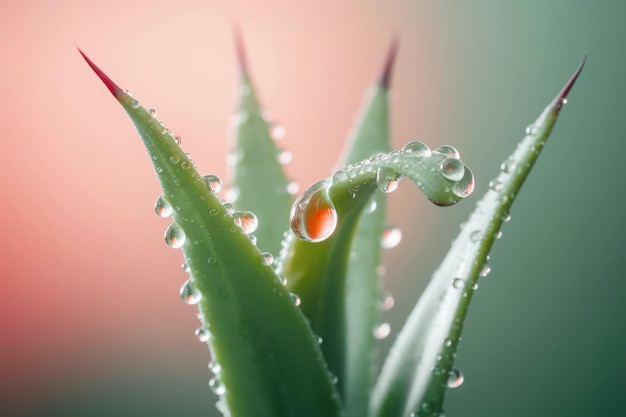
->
278;145;475;395
79;49;342;417
369;55;586;417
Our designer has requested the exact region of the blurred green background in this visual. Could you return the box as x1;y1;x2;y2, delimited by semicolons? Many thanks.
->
1;0;624;416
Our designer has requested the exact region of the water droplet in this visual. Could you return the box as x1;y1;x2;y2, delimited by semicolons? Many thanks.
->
148;108;157;117
501;158;514;173
317;336;323;344
452;278;464;289
447;368;464;388
525;124;537;135
173;134;182;145
195;327;210;342
248;234;257;245
208;361;221;374
165;223;186;248
278;275;287;286
232;211;258;234
222;202;234;215
208;208;218;217
469;230;482;243
374;322;391;339
270;124;285;140
181;161;191;170
382;291;395;311
181;263;190;272
479;264;491;277
495;230;503;239
444;338;452;347
472;283;479;290
381;226;402;249
169;154;180;164
209;377;226;395
402;141;431;156
286;181;300;195
203;175;222;194
433;145;460;159
376;166;402;193
366;199;377;213
290;179;337;243
440;158;465;182
489;179;504;192
154;195;172;218
290;293;301;306
180;279;201;304
261;252;274;266
502;212;512;222
278;150;292;165
452;166;475;198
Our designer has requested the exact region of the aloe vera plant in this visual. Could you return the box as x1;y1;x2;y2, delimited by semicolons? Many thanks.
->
79;36;585;417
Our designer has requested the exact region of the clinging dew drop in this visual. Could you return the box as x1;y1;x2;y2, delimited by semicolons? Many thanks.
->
433;145;460;159
154;195;172;218
232;211;258;235
165;223;186;248
180;279;201;305
290;179;338;243
440;158;465;182
401;141;431;157
447;368;464;388
376;166;402;193
203;175;222;194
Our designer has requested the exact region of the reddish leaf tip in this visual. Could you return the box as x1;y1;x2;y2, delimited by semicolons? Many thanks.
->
231;23;248;72
77;48;123;98
378;37;399;89
554;52;587;111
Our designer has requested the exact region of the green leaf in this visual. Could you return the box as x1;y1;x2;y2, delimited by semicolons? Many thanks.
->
336;40;396;417
227;29;293;255
279;144;475;396
369;55;586;417
79;49;342;417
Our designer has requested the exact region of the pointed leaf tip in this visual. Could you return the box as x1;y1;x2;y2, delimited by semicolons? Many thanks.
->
232;23;248;72
378;37;399;89
77;48;123;98
554;53;587;111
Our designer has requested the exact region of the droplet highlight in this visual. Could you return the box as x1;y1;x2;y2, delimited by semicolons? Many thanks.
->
195;327;210;342
261;252;274;266
374;322;391;339
209;377;226;395
165;223;186;248
452;278;464;289
290;179;337;243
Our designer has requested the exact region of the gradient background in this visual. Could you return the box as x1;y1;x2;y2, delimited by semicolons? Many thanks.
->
1;1;624;416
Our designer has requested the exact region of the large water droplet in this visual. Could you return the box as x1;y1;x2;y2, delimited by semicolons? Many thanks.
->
232;211;258;234
165;223;186;248
154;195;172;218
374;322;391;339
180;279;201;304
376;166;402;193
381;226;402;249
433;145;460;159
447;368;464;388
440;158;465;182
209;376;226;395
402;141;431;157
203;175;222;194
290;179;337;243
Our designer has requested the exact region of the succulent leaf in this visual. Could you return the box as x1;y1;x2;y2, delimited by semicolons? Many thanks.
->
79;49;342;417
369;55;587;417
